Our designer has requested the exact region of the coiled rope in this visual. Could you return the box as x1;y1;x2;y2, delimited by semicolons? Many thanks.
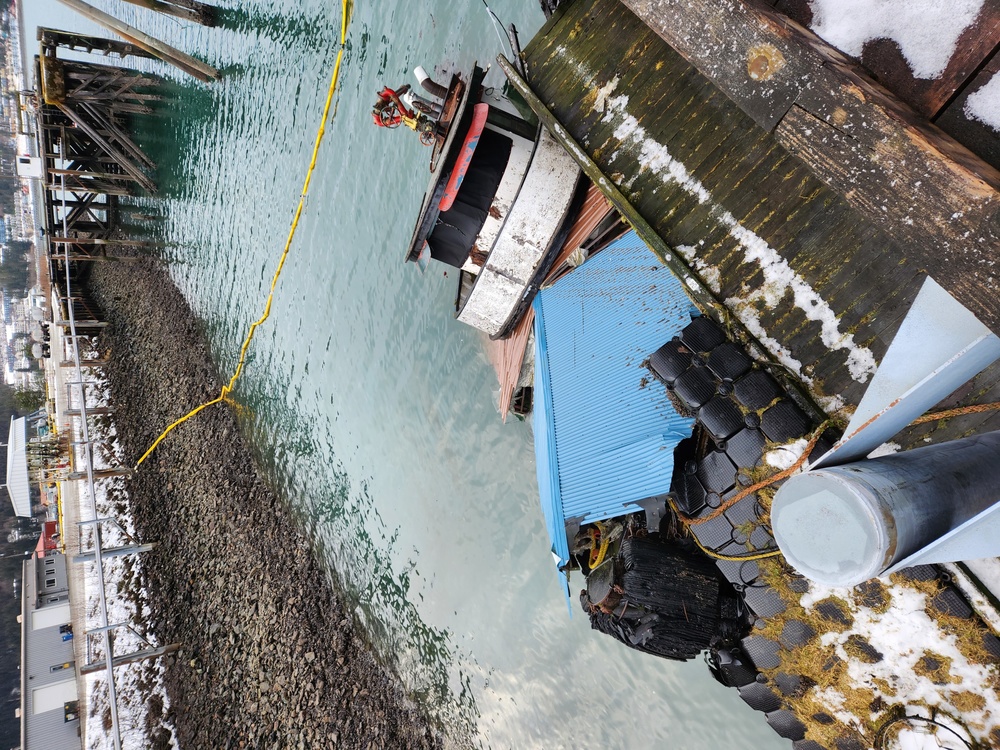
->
135;0;352;469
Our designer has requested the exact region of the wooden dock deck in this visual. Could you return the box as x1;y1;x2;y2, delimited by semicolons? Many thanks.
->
519;0;1000;448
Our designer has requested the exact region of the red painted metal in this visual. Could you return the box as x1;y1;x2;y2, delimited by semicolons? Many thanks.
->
439;103;489;212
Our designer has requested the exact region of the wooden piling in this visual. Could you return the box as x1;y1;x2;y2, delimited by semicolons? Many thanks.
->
38;27;157;59
54;0;221;82
118;0;213;26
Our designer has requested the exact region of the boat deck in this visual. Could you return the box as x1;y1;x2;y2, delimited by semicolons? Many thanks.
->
519;0;1000;448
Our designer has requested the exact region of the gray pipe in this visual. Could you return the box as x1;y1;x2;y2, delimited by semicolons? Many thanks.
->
772;430;1000;586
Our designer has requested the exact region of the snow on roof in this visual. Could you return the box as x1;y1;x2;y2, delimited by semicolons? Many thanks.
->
807;0;985;79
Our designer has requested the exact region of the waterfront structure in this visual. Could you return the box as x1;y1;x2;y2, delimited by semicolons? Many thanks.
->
18;548;81;750
474;0;1000;745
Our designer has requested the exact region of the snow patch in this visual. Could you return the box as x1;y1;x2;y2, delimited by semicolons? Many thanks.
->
71;373;178;750
808;0;984;79
965;72;1000;132
800;580;1000;745
678;245;721;294
764;438;808;470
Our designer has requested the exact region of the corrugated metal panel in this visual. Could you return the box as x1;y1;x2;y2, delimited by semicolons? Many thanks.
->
22;555;81;750
533;230;695;573
490;183;616;422
7;417;31;517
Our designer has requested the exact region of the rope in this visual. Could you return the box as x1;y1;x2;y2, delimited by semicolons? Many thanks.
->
589;522;612;568
676;420;832;527
670;399;1000;561
134;0;352;469
684;527;782;561
665;421;831;562
912;400;1000;424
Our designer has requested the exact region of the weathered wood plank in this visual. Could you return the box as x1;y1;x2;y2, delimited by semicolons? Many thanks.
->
518;0;1000;421
776;102;1000;328
622;0;1000;335
774;0;1000;118
501;53;828;418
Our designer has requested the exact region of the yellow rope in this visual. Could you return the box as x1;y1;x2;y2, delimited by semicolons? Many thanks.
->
684;525;782;561
135;0;352;469
589;522;612;568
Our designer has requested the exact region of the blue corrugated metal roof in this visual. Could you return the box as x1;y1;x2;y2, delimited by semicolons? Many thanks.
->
532;230;695;592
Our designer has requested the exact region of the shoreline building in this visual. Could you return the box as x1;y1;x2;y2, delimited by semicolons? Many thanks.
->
18;541;81;750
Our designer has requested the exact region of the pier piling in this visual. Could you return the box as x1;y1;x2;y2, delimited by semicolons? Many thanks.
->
54;0;221;81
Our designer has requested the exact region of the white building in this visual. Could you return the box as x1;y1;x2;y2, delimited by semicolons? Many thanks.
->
18;548;82;749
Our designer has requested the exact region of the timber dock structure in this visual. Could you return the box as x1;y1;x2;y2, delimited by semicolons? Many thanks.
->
16;2;221;746
516;0;1000;427
484;0;1000;747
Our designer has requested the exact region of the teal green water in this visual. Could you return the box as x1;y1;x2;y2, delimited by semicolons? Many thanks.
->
27;0;788;746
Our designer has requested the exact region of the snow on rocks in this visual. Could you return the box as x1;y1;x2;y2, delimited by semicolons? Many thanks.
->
72;374;178;750
797;579;1000;745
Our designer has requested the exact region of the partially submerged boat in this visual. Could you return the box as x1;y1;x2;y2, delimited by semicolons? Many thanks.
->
372;63;582;338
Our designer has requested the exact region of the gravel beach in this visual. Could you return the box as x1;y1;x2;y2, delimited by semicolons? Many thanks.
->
83;259;444;750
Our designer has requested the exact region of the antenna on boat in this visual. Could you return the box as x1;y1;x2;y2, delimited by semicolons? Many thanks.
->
479;0;516;62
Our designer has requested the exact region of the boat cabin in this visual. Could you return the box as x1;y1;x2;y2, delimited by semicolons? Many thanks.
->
383;64;582;339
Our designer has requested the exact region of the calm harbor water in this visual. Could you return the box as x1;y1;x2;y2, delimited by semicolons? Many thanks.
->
27;0;787;746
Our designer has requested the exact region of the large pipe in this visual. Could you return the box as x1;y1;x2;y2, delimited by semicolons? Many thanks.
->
772;431;1000;586
414;65;448;99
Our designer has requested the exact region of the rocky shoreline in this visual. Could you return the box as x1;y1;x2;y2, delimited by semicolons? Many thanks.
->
83;259;444;749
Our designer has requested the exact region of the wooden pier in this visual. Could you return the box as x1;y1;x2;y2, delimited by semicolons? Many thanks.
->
518;0;1000;449
26;15;217;744
514;2;1000;747
35;26;162;276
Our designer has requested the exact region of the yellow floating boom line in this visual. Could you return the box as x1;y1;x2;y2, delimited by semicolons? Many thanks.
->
135;0;352;469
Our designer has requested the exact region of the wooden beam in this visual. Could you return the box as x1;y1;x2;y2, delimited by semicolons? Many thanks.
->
78;100;156;168
53;102;156;191
117;0;202;24
54;0;221;81
80;643;180;674
54;320;108;329
60;359;109;367
38;27;157;59
48;167;144;182
51;236;163;247
497;54;825;420
47;177;133;196
65;407;114;416
73;542;153;562
620;0;1000;334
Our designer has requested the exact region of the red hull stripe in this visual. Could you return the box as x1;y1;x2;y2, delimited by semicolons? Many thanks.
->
439;103;490;212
